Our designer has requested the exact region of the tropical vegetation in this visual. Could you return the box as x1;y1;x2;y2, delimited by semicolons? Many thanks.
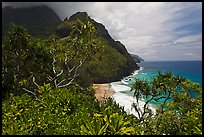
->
2;15;202;135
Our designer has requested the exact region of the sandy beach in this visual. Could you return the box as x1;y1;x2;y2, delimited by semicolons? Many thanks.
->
93;82;157;118
92;83;115;101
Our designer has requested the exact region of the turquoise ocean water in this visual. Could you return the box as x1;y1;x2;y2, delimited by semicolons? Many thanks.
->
136;61;201;86
110;61;202;116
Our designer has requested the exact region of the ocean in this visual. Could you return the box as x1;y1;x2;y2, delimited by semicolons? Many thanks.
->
110;61;202;117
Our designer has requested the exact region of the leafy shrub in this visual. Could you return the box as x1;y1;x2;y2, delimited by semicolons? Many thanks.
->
2;23;52;97
80;106;135;135
2;84;98;135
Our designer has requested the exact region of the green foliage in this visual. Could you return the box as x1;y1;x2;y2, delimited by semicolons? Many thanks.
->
76;37;128;85
2;71;202;135
45;18;105;88
55;13;134;86
51;17;103;62
56;21;75;38
131;71;202;135
2;17;104;94
47;15;130;86
2;13;202;136
131;71;192;115
2;23;52;97
80;117;108;135
2;83;134;135
2;84;97;135
80;106;134;135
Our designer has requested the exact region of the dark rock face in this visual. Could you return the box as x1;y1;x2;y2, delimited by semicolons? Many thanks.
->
93;65;139;84
130;54;144;63
2;5;62;38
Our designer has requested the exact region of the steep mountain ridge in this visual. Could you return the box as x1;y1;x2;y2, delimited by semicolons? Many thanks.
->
2;7;140;85
59;12;135;63
55;12;139;84
2;5;62;38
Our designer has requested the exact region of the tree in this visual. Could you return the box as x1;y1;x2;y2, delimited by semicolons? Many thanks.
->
2;16;103;100
46;17;103;88
131;71;202;135
2;23;52;98
2;23;30;94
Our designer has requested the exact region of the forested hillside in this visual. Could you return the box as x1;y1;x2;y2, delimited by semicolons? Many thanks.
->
2;6;139;86
2;6;202;135
55;12;139;85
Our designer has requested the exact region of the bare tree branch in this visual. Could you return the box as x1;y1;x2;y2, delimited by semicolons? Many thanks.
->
54;79;57;88
57;78;75;88
23;88;46;104
48;46;85;89
56;70;63;77
47;74;53;81
33;77;39;87
68;66;76;73
52;57;57;74
56;59;83;88
56;79;66;87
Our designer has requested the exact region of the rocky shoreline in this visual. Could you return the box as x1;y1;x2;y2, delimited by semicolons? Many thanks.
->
92;64;139;84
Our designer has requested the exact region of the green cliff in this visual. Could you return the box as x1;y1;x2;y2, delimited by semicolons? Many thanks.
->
55;12;139;85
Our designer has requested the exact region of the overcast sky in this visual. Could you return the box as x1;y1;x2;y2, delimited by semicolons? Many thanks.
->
2;2;202;61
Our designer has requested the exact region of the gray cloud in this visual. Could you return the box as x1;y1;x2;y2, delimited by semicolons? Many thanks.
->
2;2;46;8
2;2;202;61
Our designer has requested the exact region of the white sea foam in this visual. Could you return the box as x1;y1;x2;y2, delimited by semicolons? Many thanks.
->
121;67;143;85
111;92;156;118
110;67;156;118
110;82;131;92
132;67;143;76
121;80;130;85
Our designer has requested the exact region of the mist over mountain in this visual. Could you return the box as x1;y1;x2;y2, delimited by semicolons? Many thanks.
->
2;5;62;38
